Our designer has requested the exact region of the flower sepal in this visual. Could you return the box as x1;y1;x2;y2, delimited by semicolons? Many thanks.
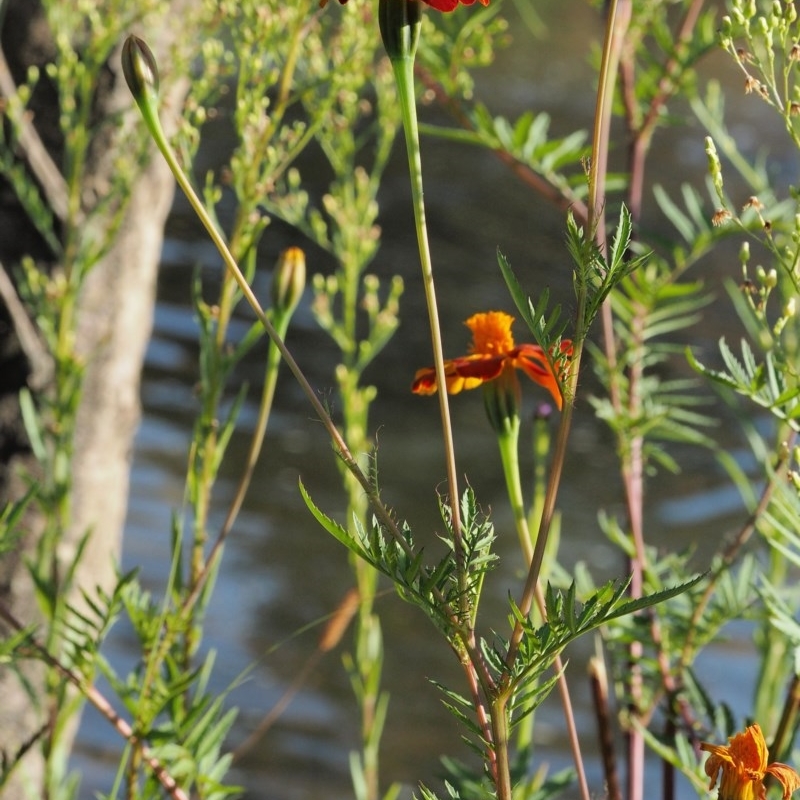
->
482;369;520;437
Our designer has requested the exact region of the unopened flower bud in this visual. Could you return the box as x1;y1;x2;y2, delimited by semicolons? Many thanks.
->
379;0;422;62
705;137;725;202
121;35;159;103
272;246;306;316
739;240;750;265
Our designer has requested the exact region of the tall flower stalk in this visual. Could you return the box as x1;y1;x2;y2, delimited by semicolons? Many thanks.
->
379;0;463;550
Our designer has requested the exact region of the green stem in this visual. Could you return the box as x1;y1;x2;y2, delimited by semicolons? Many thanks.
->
390;53;463;563
490;696;513;800
495;420;590;800
588;1;645;796
496;424;532;564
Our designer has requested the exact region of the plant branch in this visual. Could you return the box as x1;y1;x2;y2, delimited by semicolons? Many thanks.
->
0;604;190;800
0;42;70;224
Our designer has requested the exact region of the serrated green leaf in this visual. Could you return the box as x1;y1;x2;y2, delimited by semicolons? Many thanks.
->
299;480;368;560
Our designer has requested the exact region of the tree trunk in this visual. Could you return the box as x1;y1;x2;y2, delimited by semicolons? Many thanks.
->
0;1;192;794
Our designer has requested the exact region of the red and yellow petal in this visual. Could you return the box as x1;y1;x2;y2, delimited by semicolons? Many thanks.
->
422;0;489;9
412;354;506;395
512;344;564;409
421;0;460;9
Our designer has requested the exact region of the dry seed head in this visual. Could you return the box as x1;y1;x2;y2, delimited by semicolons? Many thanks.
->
712;209;732;227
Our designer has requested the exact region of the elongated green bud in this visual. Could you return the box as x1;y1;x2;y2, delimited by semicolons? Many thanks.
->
272;247;306;317
705;137;725;204
121;35;159;104
379;0;422;62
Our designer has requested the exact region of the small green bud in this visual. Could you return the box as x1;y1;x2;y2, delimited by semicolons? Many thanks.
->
379;0;422;62
705;137;725;203
272;246;306;316
739;240;750;265
122;35;159;102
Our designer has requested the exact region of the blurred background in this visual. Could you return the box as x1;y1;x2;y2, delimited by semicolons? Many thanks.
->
72;1;789;797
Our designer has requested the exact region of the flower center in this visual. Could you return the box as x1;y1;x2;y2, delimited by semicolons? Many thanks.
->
467;311;516;355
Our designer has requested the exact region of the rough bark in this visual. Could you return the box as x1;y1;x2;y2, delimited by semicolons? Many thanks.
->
0;1;193;794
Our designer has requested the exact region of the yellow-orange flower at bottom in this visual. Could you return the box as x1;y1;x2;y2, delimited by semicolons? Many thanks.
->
700;724;800;800
411;311;570;410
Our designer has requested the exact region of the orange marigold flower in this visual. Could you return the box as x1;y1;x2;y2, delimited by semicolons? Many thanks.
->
322;0;488;11
700;724;800;800
412;311;570;409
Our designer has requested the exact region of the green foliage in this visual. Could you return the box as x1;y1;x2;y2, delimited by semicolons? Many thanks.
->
58;572;137;682
301;483;497;638
506;577;702;690
719;0;800;146
418;3;509;100
689;338;800;428
498;250;570;352
590;266;716;472
0;489;35;556
6;0;800;798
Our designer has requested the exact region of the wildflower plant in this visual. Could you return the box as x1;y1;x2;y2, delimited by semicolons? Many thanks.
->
3;0;800;800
